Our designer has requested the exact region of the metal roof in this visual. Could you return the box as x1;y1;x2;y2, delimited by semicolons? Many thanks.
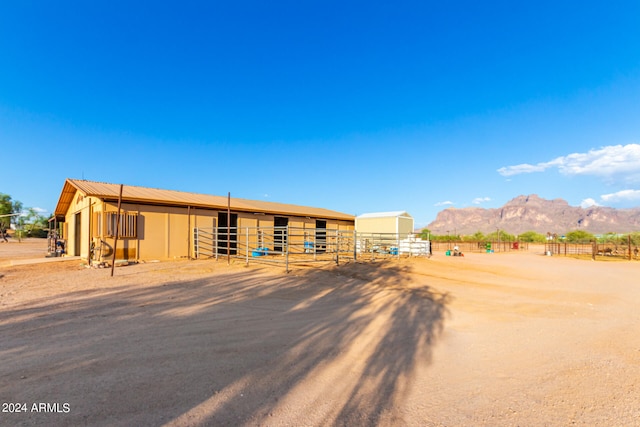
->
54;179;355;221
356;211;412;219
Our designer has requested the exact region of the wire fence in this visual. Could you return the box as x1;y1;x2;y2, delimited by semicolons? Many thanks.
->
429;240;639;260
193;226;431;270
429;240;528;254
192;226;640;268
544;241;640;260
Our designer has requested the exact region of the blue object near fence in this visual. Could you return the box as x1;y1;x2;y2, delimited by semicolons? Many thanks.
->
252;247;269;257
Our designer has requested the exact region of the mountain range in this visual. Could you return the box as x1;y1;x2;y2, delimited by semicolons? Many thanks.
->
426;195;640;235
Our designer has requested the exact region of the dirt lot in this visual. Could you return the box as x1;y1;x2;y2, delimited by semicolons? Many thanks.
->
1;239;639;426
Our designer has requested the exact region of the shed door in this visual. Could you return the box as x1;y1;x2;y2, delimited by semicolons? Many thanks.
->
74;212;82;256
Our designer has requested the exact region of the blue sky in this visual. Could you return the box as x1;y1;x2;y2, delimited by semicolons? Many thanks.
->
1;1;640;228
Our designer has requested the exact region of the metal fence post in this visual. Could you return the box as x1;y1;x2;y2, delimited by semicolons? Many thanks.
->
353;230;357;261
372;236;376;262
214;227;218;261
285;224;289;273
194;227;198;259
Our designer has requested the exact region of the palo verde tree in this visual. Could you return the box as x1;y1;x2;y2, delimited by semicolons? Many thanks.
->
0;193;22;230
418;229;461;241
598;232;626;244
518;231;547;243
18;208;49;238
598;232;640;246
1;193;49;239
564;230;596;243
419;228;431;240
627;232;640;246
466;231;486;241
485;229;516;242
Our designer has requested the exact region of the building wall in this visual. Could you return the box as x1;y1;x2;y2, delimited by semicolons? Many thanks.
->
64;196;354;261
397;216;415;237
99;203;221;261
356;216;398;235
356;215;415;237
62;190;96;259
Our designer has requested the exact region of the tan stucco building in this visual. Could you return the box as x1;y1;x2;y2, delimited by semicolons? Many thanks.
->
53;179;355;262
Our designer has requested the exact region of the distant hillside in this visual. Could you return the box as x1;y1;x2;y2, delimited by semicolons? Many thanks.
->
426;195;640;235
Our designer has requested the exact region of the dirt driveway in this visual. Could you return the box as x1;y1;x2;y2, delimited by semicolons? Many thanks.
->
1;240;639;426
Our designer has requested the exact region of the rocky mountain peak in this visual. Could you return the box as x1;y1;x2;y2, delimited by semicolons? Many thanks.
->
426;195;640;235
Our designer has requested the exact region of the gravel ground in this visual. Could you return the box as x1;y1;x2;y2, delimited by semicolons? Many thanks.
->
1;240;639;426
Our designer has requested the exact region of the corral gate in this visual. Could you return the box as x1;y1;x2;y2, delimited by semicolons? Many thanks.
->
193;227;216;259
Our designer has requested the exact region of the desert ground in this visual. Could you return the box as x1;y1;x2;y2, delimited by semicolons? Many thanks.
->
1;239;639;426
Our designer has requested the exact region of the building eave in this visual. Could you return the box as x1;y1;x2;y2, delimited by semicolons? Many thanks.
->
54;179;355;221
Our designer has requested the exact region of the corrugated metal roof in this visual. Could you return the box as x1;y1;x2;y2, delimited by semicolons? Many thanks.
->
356;211;412;219
54;179;355;221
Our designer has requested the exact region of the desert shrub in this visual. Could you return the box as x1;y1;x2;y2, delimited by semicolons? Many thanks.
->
565;230;596;243
518;231;546;243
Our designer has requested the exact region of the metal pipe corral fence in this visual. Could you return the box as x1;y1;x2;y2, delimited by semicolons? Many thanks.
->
193;226;432;270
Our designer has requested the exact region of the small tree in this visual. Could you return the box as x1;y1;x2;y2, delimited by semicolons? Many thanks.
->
518;231;547;243
419;228;431;240
20;208;49;238
0;193;15;222
0;194;48;239
419;229;461;241
467;231;485;241
565;230;596;243
430;234;447;242
627;232;640;246
485;229;515;242
0;193;23;237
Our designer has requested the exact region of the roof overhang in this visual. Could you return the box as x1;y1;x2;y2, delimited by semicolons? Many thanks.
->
54;179;355;222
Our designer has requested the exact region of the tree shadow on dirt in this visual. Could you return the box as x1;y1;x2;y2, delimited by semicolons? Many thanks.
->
0;259;449;426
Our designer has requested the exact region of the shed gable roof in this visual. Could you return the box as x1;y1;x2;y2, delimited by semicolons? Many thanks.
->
356;211;412;219
54;179;355;221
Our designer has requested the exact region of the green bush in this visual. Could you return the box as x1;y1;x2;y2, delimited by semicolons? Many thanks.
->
518;231;547;243
565;230;596;243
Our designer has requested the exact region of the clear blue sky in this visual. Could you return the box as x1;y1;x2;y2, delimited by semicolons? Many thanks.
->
1;1;640;228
